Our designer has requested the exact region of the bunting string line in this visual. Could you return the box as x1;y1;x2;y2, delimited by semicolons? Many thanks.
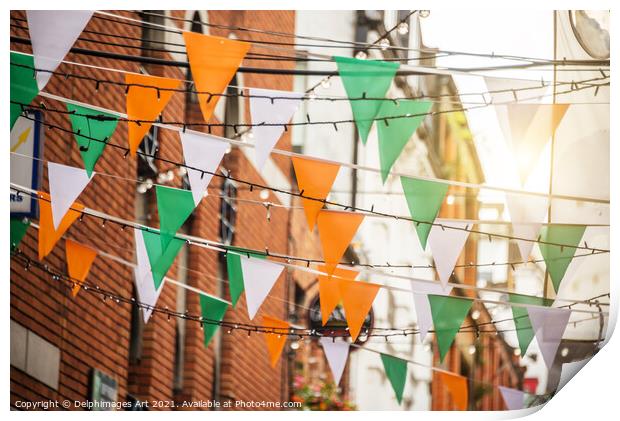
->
10;183;610;313
94;11;609;71
9;249;606;400
12;96;611;206
10;151;610;228
8;55;611;105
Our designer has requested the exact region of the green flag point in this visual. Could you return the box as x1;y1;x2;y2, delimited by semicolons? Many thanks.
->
428;295;473;363
226;249;267;307
508;293;553;356
142;230;185;290
401;176;449;249
10;218;31;250
380;353;408;405
155;185;196;251
334;56;399;145
199;294;229;347
66;103;119;177
539;224;586;293
377;100;432;183
10;52;39;130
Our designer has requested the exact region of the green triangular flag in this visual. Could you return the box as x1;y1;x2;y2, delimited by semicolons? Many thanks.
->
539;224;586;293
376;100;432;183
142;230;185;290
334;56;399;145
401;176;449;249
428;295;473;362
10;218;31;250
156;185;196;251
199;293;229;347
226;248;266;307
380;353;408;404
10;52;39;130
508;293;553;356
66;103;119;178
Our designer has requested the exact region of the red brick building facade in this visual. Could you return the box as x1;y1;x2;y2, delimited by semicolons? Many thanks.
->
10;10;311;410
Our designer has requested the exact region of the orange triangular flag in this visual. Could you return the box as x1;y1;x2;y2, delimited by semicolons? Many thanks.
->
317;210;364;276
437;371;468;411
338;279;380;342
262;315;290;367
38;191;84;260
292;157;340;231
125;73;181;156
317;265;359;325
65;239;97;296
183;32;250;123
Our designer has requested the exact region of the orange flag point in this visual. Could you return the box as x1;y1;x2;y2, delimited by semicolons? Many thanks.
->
317;265;359;326
338;279;380;342
292;157;340;231
38;191;84;260
438;371;468;411
262;315;290;367
317;210;364;276
183;32;250;123
65;239;97;297
125;73;181;156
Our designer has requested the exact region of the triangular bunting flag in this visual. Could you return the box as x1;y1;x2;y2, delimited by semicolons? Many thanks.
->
199;293;229;347
495;104;569;184
250;88;303;170
125;73;181;156
48;162;92;230
38;191;84;260
318;265;358;325
376;100;433;183
334;56;399;144
505;193;548;260
498;386;525;410
133;229;164;323
179;132;228;206
539;225;586;293
142;230;185;290
65;239;97;297
380;353;408;405
262;315;289;367
339;279;380;342
155;185;196;251
291;157;340;230
66;103;119;178
316;210;364;276
427;220;470;288
10;218;30;250
242;256;285;320
428;295;473;362
183;32;250;123
319;337;350;385
10;52;39;130
401;176;449;249
226;249;266;308
410;280;453;341
437;371;468;410
508;293;553;357
527;306;571;368
26;10;93;91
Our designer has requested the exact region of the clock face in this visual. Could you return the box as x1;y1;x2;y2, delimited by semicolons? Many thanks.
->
569;10;610;59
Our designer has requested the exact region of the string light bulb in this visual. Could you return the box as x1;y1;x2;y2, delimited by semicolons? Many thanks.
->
397;22;409;35
419;10;430;18
355;51;367;60
321;78;331;89
379;39;390;51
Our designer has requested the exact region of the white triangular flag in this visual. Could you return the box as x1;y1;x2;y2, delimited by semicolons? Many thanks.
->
319;337;350;385
527;306;571;368
26;11;94;91
249;88;302;170
498;386;525;410
180;132;229;206
134;229;164;323
427;220;470;288
557;358;591;393
505;193;548;260
410;280;453;341
48;162;92;230
241;256;284;319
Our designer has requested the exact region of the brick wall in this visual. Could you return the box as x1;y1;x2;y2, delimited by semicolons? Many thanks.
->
10;10;305;410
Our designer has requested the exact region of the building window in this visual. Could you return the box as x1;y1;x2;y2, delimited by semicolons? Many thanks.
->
137;125;159;180
220;179;237;246
186;12;203;105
